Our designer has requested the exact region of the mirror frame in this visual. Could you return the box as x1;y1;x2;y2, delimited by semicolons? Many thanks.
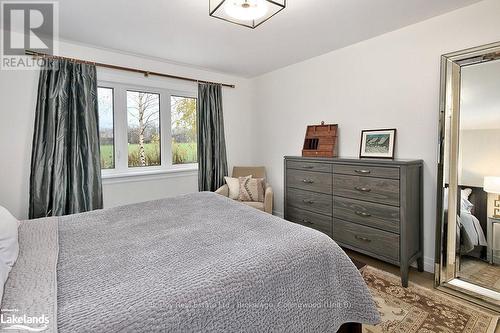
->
435;41;500;311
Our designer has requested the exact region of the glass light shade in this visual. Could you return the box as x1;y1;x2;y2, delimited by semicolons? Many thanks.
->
224;0;268;21
209;0;286;29
484;176;500;194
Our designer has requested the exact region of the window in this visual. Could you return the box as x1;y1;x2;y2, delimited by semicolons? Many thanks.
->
97;81;197;177
98;87;114;169
127;91;160;167
171;96;197;165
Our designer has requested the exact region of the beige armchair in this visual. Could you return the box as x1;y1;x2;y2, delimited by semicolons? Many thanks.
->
215;166;273;214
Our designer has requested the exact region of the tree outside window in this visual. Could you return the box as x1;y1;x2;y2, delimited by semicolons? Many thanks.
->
127;91;161;167
171;96;197;165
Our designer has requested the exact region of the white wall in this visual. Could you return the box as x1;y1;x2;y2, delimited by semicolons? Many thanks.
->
0;37;254;219
460;58;500;130
252;0;500;272
458;57;500;187
459;129;500;187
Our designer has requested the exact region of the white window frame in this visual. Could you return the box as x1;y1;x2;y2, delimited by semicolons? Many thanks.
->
98;80;198;180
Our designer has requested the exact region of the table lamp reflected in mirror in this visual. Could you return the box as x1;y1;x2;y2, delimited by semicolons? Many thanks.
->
484;176;500;218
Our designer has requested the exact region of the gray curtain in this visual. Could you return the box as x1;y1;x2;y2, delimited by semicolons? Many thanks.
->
29;59;103;219
197;83;228;191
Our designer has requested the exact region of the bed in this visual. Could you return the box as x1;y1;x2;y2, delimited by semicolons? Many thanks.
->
2;192;379;332
459;211;487;254
444;186;488;255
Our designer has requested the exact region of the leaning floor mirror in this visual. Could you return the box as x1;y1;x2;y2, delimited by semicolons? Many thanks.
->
436;41;500;311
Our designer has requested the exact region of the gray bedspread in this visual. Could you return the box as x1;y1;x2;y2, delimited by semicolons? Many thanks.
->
4;192;379;332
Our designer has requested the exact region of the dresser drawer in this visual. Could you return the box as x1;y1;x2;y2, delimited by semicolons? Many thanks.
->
287;160;332;173
286;206;332;236
334;175;400;206
334;219;399;262
333;196;400;233
286;169;332;194
286;188;332;216
334;164;399;179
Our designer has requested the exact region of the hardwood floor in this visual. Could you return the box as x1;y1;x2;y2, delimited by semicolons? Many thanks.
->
344;249;500;332
459;256;500;291
345;249;434;288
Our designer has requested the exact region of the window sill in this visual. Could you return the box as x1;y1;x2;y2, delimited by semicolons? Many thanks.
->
102;165;198;185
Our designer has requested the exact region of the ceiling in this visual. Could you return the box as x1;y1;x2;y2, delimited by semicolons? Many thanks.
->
461;59;500;130
54;0;481;77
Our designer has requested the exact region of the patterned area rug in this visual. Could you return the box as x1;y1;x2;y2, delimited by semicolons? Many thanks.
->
361;266;499;333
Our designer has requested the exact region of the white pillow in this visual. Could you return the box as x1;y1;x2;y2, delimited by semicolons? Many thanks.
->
443;188;474;213
461;188;473;200
0;206;19;303
461;188;474;213
225;176;244;200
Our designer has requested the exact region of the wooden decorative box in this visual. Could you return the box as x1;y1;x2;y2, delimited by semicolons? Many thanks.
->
302;122;338;157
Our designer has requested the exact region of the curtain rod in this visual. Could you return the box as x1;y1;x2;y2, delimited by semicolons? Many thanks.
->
24;50;236;89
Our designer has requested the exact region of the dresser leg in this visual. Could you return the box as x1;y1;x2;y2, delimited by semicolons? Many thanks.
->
401;265;409;287
417;256;424;272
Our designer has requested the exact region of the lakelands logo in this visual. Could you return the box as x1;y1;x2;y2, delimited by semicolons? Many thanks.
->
0;1;58;70
0;309;49;332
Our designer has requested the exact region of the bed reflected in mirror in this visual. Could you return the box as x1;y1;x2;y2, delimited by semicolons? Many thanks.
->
456;58;500;292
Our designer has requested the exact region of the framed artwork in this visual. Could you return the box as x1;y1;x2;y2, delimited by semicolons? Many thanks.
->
359;129;396;159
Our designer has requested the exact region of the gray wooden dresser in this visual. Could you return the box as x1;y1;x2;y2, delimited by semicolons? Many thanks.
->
284;156;423;287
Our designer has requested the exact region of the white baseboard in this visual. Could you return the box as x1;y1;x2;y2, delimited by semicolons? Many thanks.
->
273;210;284;218
273;210;435;274
414;256;435;273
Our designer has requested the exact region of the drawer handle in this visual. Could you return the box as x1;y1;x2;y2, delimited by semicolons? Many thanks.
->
354;186;372;192
301;218;314;225
355;169;371;174
355;235;372;243
302;199;315;204
355;211;372;217
302;179;314;184
302;165;314;169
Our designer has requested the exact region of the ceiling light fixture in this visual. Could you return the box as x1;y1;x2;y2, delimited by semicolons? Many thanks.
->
209;0;286;29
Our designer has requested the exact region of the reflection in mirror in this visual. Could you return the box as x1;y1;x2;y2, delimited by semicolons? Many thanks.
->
457;59;500;292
